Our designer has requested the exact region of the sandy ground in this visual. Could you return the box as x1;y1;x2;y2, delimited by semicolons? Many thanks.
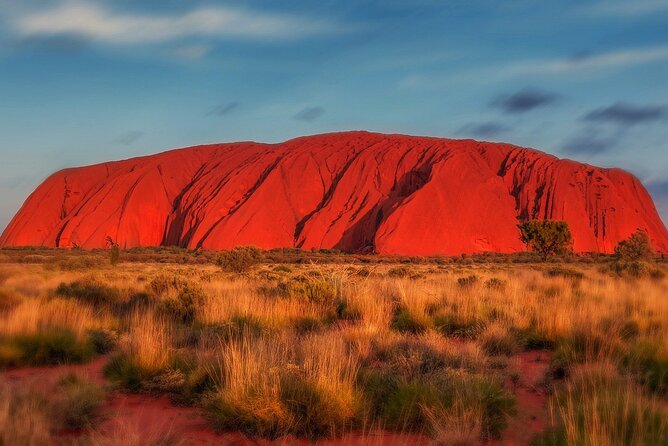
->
1;351;552;445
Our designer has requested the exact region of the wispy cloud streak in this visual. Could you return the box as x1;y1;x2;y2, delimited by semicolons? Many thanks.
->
10;1;345;44
503;45;668;76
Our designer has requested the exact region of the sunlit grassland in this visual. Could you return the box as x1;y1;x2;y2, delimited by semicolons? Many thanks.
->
0;250;666;444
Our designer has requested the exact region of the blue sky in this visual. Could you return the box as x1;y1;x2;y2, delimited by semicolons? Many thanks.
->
1;0;668;231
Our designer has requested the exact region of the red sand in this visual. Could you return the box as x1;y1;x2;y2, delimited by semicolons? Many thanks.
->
1;350;553;445
3;131;665;255
487;350;552;446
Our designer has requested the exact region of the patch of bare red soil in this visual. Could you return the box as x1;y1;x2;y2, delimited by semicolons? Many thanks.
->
1;358;429;445
1;351;552;445
482;350;552;446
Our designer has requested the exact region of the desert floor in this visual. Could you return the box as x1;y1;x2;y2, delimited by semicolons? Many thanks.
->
0;248;666;445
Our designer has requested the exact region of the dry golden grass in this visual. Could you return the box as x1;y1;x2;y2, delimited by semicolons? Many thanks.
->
0;380;52;446
197;279;323;329
120;310;172;372
0;253;666;444
0;298;111;341
547;362;668;445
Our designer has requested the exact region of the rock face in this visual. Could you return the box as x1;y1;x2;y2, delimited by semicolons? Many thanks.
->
2;131;667;255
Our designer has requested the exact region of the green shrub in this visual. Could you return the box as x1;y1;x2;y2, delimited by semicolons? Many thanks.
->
364;369;514;439
382;380;442;430
156;283;206;324
548;331;608;379
334;300;362;322
619;320;640;341
457;275;479;287
55;279;120;306
434;314;485;339
545;268;584;280
511;326;556;350
273;265;292;273
279;371;361;438
391;309;429;334
274;278;337;304
88;328;118;354
204;392;292;438
518;220;573;260
55;373;105;429
533;365;667;445
148;274;183;296
387;267;409;278
605;260;661;279
622;340;668;395
294;316;324;334
0;330;94;367
480;327;519;356
110;244;120;266
649;268;666;280
485;278;507;291
217;247;264;273
615;230;654;262
104;354;144;391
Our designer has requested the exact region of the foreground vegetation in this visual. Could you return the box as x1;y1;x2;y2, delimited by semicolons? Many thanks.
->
0;247;666;444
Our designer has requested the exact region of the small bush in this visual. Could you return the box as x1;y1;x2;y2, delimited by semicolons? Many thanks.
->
273;265;292;273
434;315;485;339
156;283;206;324
55;373;105;429
294;316;324;334
104;354;144;391
367;370;514;439
649;268;665;280
484;278;507;291
88;328;118;354
545;267;584;280
391;309;429;334
217;247;264;273
387;267;409;278
274;277;337;304
56;279;121;306
1;330;94;367
615;230;654;262
457;275;479;287
534;364;667;445
622;340;668;395
511;326;555;350
480;325;519;356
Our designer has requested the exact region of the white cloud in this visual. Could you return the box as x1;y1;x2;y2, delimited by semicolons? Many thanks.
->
398;45;668;90
10;1;343;44
502;45;668;76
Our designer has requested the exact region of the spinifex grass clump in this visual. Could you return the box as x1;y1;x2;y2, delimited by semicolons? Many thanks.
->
0;298;107;367
360;335;514;439
205;333;361;438
54;373;106;429
56;277;121;306
105;312;173;391
534;363;667;445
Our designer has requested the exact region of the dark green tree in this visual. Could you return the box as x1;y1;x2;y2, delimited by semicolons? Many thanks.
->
614;229;654;262
518;220;573;260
